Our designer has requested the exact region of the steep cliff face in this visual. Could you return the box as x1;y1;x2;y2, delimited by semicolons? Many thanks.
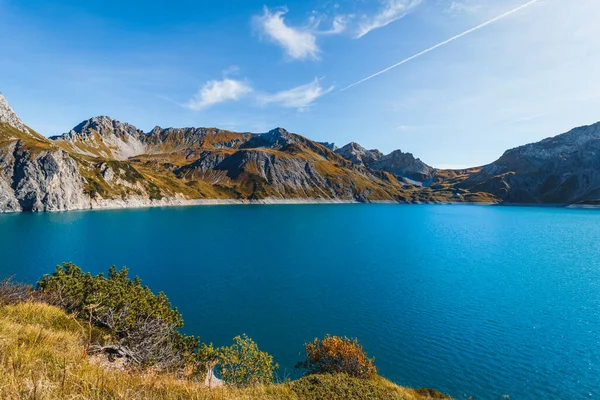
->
0;93;91;212
457;122;600;204
0;123;90;212
1;141;89;211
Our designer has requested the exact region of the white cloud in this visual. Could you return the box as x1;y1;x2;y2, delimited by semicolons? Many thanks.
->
259;78;334;110
253;7;320;61
312;13;352;35
357;0;422;38
187;78;252;110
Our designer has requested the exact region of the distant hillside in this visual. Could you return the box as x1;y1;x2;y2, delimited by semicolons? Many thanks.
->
457;122;600;204
3;91;600;212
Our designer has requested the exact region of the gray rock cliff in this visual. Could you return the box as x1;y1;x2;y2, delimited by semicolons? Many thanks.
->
0;141;89;212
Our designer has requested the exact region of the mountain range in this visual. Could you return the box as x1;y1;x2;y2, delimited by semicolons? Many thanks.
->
1;92;599;212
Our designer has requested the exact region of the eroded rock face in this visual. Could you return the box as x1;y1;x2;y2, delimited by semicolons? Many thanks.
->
0;141;89;212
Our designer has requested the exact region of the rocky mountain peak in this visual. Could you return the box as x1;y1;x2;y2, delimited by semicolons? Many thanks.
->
50;116;147;160
67;116;144;139
335;142;383;167
266;127;292;139
0;92;29;133
241;127;296;150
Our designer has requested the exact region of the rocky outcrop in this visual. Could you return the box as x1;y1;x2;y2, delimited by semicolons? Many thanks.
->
336;142;383;167
457;122;600;204
0;93;29;133
0;141;89;212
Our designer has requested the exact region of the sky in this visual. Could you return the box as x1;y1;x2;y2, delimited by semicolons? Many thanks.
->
1;0;600;168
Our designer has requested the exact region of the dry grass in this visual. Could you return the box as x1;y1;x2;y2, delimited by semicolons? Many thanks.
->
0;302;451;400
0;123;57;153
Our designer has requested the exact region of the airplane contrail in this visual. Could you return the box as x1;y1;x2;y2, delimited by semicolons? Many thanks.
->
341;0;540;91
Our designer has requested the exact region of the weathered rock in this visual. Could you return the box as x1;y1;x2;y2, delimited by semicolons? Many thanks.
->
0;93;29;133
0;141;89;212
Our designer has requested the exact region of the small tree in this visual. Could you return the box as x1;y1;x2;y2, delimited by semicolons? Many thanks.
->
36;263;198;370
296;335;377;378
217;334;278;387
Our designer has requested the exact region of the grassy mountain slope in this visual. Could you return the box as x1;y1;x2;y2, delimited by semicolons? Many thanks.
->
47;118;465;203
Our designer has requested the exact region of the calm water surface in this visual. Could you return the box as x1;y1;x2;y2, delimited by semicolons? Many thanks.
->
1;204;599;399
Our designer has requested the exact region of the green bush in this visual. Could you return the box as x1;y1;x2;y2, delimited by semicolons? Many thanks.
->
290;373;396;400
296;335;377;378
216;334;278;387
37;262;198;369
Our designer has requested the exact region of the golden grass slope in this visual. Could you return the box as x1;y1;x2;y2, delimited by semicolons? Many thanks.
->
0;302;451;400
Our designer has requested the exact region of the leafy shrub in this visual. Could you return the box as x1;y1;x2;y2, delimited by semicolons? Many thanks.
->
296;335;377;378
37;262;198;369
290;373;397;400
215;334;278;387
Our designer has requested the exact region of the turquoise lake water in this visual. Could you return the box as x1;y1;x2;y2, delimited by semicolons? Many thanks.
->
0;204;599;399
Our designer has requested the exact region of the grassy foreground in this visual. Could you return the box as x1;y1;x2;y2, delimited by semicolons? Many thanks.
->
0;302;451;399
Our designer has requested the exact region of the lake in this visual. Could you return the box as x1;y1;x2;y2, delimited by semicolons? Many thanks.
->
0;204;598;399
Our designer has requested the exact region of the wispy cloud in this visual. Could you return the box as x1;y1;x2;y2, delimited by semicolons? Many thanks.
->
187;78;252;110
343;0;541;90
310;13;352;35
253;7;319;61
259;78;334;110
357;0;422;38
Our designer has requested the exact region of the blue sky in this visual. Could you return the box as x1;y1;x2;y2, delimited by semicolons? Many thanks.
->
1;0;599;167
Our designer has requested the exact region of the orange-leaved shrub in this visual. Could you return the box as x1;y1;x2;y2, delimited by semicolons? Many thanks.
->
296;335;377;378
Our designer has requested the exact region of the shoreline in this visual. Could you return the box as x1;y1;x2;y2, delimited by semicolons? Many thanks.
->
3;196;600;214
